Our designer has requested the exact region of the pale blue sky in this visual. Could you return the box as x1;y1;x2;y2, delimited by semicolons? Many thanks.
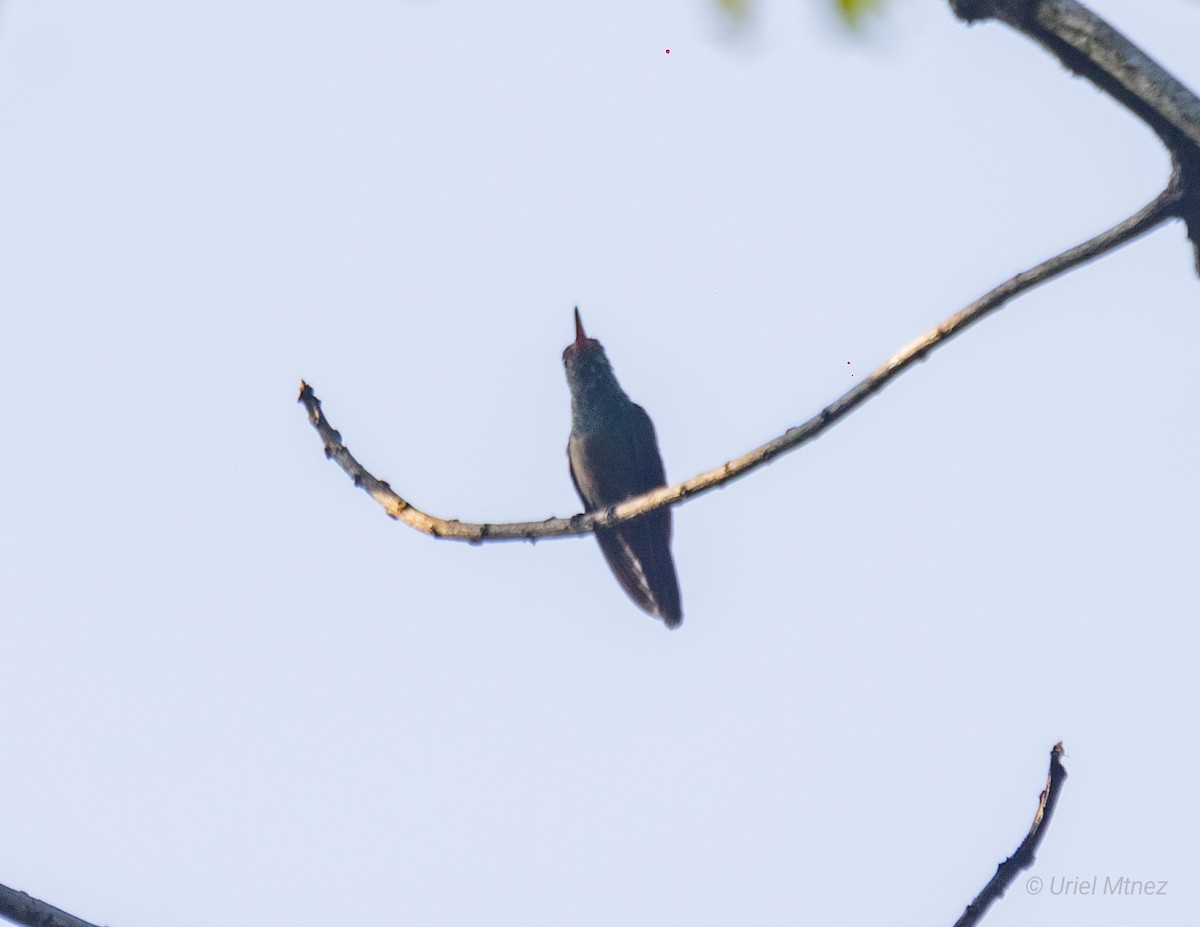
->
1;2;1197;926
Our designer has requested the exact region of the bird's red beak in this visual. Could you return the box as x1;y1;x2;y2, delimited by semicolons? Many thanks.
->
574;307;588;347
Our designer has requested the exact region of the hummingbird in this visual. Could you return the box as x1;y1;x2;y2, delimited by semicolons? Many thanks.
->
563;308;682;628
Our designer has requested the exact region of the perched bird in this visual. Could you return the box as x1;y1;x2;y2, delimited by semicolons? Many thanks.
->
562;308;682;628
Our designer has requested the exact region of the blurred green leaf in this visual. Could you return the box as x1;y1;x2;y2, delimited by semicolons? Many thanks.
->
835;0;886;29
717;0;750;20
714;0;887;30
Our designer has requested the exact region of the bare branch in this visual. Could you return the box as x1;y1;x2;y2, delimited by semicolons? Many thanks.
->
953;742;1069;927
298;380;585;542
0;883;104;927
949;0;1200;270
301;186;1176;542
951;0;1200;148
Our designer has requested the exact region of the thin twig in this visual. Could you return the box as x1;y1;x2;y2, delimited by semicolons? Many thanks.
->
301;186;1177;542
953;742;1069;927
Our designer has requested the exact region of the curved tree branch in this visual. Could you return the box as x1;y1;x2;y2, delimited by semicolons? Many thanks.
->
300;184;1178;542
949;0;1200;270
953;742;1069;927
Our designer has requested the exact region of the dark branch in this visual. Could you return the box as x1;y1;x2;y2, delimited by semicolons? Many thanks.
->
300;186;1176;542
952;742;1069;927
0;883;104;927
948;0;1200;271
